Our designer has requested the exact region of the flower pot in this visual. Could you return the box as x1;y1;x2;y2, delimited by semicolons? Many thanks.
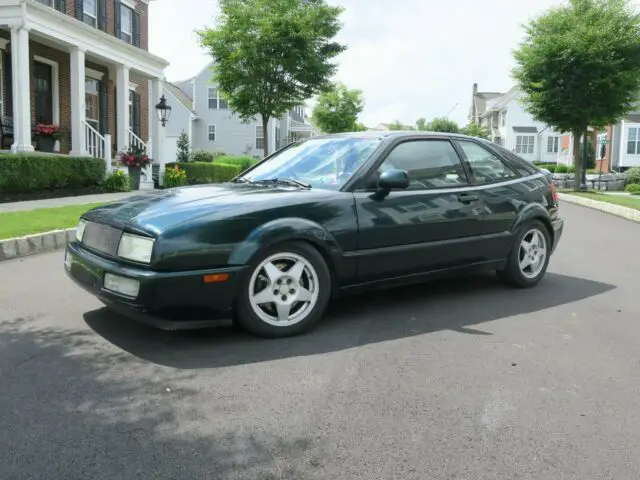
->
38;136;56;153
128;166;141;190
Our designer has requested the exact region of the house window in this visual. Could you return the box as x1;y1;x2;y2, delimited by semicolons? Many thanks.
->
516;135;535;154
208;124;216;141
82;0;97;27
627;128;640;155
501;111;506;126
85;77;99;131
207;87;228;109
120;5;133;44
256;125;264;149
597;132;607;159
547;136;559;153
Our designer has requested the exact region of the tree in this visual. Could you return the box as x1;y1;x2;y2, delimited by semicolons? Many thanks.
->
387;120;408;131
176;131;190;162
461;122;490;139
512;0;640;190
197;0;345;156
424;117;460;133
311;83;365;133
416;118;427;131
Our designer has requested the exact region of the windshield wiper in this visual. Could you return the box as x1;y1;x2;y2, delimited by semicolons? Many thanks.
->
232;177;254;184
253;178;311;189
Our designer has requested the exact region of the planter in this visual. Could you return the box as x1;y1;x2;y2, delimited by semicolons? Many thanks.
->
128;166;141;190
38;136;56;153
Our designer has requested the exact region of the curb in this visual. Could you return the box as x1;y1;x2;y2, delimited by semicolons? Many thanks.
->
0;228;76;262
558;193;640;223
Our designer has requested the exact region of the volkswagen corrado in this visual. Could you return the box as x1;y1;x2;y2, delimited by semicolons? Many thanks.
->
65;131;564;337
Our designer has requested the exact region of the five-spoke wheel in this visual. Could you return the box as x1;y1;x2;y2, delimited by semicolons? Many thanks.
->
236;242;331;337
497;220;551;288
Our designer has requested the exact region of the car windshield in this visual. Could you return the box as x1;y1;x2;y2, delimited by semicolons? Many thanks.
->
240;136;382;190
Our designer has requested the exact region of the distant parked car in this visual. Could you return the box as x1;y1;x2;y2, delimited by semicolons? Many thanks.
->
65;131;564;338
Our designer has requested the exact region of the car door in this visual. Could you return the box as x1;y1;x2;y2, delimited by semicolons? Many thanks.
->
452;139;522;260
352;137;491;283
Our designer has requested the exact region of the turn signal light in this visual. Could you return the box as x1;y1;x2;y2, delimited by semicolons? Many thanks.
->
203;273;230;283
549;183;559;205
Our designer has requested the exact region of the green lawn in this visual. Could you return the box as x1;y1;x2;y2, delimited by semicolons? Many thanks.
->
0;203;104;240
563;191;640;211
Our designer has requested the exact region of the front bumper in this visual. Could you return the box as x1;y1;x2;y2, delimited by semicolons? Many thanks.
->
65;241;245;330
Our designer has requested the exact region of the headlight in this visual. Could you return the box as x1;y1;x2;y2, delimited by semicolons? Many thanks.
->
75;219;87;242
117;233;155;263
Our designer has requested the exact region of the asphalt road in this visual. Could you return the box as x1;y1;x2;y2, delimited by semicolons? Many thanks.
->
1;202;639;480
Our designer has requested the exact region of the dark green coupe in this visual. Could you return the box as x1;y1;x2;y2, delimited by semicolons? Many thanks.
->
65;131;564;337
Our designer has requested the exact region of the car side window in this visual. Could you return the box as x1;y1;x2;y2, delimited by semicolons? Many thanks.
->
455;141;519;184
377;140;469;189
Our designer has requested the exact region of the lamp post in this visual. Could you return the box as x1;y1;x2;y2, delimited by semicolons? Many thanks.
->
155;95;171;127
598;136;609;189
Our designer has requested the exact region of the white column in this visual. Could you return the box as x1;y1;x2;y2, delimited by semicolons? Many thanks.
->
10;27;34;153
619;120;625;168
116;64;130;151
151;77;166;185
69;47;86;156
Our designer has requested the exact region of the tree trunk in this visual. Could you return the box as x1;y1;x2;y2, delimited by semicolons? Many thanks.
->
262;115;270;158
572;129;583;191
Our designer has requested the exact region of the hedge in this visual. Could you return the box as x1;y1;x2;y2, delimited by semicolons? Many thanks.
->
165;161;242;185
0;153;105;194
215;155;259;172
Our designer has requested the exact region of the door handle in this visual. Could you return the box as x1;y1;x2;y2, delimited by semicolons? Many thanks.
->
457;193;479;203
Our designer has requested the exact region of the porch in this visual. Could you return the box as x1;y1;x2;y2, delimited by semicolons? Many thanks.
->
0;0;169;182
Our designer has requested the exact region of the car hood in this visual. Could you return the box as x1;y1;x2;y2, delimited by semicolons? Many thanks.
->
82;183;328;235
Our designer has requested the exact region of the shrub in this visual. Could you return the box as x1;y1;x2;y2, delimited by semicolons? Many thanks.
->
625;167;640;184
103;169;130;192
163;165;188;188
165;161;242;185
216;155;259;172
567;164;576;174
176;131;191;163
0;153;105;194
191;150;229;163
555;164;568;173
625;183;640;194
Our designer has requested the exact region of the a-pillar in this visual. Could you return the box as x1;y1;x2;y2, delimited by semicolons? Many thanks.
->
151;77;166;186
10;26;34;153
69;47;87;156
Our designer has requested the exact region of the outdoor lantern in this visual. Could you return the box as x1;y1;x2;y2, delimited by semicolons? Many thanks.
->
155;95;171;127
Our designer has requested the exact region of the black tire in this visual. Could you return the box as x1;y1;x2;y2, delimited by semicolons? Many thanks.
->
497;220;551;288
235;241;332;338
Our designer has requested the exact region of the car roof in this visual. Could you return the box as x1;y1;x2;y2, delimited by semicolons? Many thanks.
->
310;130;488;142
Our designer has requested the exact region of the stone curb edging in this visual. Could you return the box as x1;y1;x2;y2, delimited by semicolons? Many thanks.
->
558;192;640;223
0;228;76;262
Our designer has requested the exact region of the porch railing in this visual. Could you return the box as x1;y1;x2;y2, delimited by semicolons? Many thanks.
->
128;129;148;152
84;121;111;171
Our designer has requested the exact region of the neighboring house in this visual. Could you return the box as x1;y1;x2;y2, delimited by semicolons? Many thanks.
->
0;0;169;186
162;61;317;161
472;84;563;164
608;113;640;172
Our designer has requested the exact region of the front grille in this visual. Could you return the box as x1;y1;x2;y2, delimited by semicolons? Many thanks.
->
81;222;123;256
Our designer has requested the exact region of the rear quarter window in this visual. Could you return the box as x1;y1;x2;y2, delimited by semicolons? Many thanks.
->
492;146;540;176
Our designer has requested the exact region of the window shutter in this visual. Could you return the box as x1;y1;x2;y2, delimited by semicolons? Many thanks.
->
114;1;121;38
57;0;67;13
75;0;83;21
132;11;141;47
133;92;141;138
113;86;118;147
98;80;108;136
98;0;107;31
3;50;12;118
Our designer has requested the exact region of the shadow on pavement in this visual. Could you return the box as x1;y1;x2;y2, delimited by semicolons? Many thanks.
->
84;272;615;370
0;317;316;479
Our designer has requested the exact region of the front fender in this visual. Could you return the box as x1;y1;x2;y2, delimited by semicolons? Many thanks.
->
228;217;344;268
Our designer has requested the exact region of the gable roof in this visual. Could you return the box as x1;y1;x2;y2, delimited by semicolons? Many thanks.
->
163;81;197;116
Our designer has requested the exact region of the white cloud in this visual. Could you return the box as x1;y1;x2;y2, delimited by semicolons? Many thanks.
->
149;0;568;128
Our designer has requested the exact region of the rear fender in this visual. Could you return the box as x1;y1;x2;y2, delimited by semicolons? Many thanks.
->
511;203;555;247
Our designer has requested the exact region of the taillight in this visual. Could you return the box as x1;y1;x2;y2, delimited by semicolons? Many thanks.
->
549;182;559;204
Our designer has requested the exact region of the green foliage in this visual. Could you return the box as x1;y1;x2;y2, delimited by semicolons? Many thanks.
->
625;183;640;194
103;169;130;192
387;120;413;131
461;122;490;139
311;83;365;134
353;122;367;132
165;161;242;185
0;153;105;194
625;167;640;184
554;164;567;173
191;150;217;163
415;118;427;131
176;131;191;162
567;164;576;174
197;0;346;154
163;165;189;188
424;117;460;134
512;0;640;190
216;155;258;172
580;137;596;169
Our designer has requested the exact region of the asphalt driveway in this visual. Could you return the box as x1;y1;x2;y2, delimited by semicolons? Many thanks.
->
1;202;639;479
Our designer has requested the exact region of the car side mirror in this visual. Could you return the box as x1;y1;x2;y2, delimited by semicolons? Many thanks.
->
379;169;409;190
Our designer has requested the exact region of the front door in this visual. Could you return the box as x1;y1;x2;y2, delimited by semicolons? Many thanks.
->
353;138;489;283
34;62;53;125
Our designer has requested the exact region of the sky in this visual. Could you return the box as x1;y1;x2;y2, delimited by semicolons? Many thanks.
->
148;0;569;128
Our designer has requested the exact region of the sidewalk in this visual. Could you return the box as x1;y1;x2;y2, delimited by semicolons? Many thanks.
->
0;191;140;213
